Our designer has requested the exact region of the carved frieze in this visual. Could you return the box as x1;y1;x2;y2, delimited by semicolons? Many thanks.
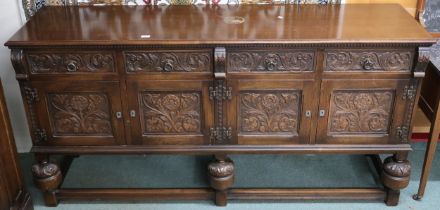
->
141;92;201;134
27;52;115;73
124;52;211;72
227;51;315;72
329;90;394;135
240;91;300;134
325;50;413;71
47;93;113;136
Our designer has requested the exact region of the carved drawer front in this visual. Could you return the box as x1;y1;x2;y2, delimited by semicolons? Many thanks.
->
124;50;212;73
28;81;125;146
227;50;315;72
324;49;413;72
127;80;214;145
226;80;315;145
316;79;412;144
27;51;116;74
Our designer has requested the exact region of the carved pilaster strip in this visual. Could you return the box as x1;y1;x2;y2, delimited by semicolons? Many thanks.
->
23;86;46;143
212;47;231;145
400;80;419;143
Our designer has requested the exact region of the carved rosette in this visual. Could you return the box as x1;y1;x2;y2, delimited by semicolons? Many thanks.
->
382;156;411;190
240;91;300;135
124;52;211;72
141;92;201;134
325;50;412;71
228;51;314;72
47;93;113;136
27;52;115;73
329;90;394;135
32;161;62;191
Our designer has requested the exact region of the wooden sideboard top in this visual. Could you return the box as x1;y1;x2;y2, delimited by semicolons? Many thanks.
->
5;4;436;47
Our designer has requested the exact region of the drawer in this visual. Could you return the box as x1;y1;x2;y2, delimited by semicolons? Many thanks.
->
124;50;212;73
27;51;116;74
324;49;414;72
227;50;315;72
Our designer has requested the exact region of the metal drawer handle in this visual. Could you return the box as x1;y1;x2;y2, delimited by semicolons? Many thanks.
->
264;59;277;71
130;110;136;118
162;61;174;72
115;112;122;119
361;58;374;70
66;61;78;72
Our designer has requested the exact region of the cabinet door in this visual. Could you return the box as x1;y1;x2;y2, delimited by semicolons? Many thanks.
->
227;80;315;145
127;80;214;145
31;81;125;146
316;79;411;144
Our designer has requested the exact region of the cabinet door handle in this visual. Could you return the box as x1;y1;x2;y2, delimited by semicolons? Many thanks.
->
305;110;312;118
319;109;326;117
130;110;136;118
115;112;122;119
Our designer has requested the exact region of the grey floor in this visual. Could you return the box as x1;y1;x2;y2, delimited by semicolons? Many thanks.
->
20;142;440;210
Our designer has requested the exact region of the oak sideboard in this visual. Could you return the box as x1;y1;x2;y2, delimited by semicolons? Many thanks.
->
4;4;436;207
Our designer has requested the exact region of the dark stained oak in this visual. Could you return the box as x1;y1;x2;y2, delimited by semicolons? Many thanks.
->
4;4;435;47
4;4;435;207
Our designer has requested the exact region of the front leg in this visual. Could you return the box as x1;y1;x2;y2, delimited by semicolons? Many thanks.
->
32;155;63;207
382;152;411;206
208;154;234;206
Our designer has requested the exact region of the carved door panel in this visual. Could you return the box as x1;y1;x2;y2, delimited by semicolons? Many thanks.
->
226;80;315;145
29;81;125;146
316;79;412;144
127;80;214;145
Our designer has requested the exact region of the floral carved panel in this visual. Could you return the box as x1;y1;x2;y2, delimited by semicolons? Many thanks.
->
240;91;300;135
141;92;202;134
47;93;113;136
228;51;315;72
325;50;413;72
328;90;395;135
124;52;211;73
27;52;115;73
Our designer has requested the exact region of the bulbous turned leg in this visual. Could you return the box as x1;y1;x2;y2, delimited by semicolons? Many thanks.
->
382;153;411;206
208;155;234;206
32;160;62;207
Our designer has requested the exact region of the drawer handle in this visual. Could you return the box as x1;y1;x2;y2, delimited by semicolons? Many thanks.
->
361;58;374;70
115;112;122;119
264;59;277;71
66;61;79;72
162;61;174;72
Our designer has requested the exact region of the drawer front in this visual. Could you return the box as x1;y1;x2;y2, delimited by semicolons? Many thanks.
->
324;49;414;72
227;50;315;72
27;51;116;74
124;50;212;73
